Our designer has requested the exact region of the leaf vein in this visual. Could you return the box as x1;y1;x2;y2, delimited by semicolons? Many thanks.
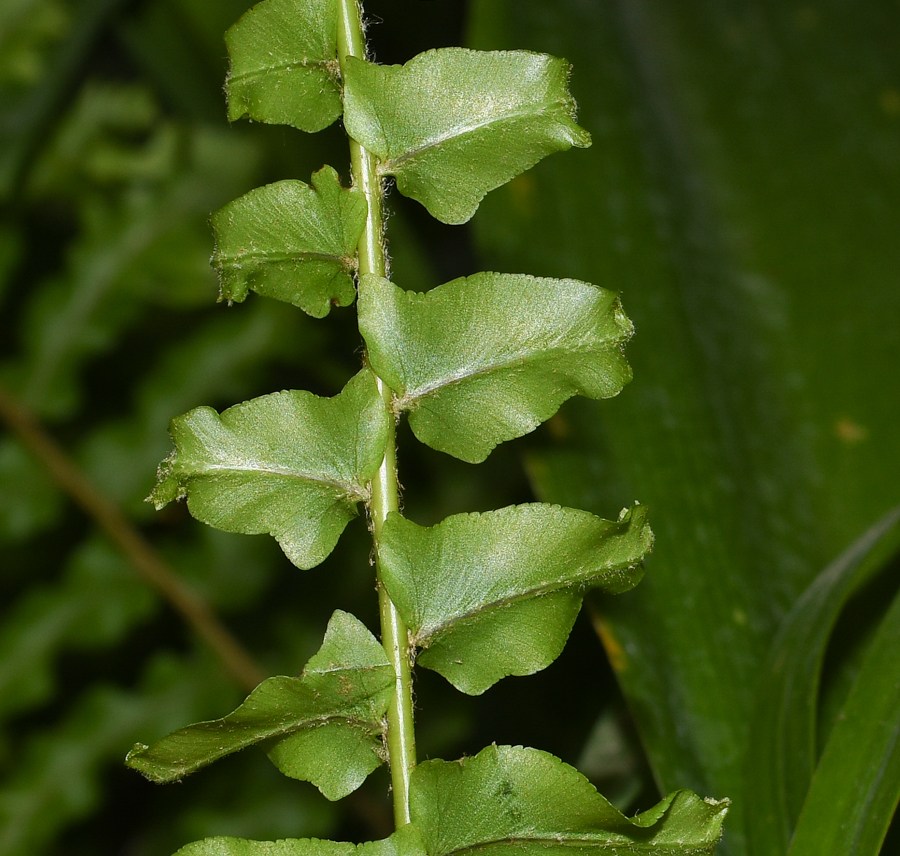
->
415;579;581;643
398;347;586;406
381;103;555;172
215;250;354;269
228;59;338;86
188;462;368;501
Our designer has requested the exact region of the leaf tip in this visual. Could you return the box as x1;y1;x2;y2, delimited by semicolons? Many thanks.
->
125;742;148;764
124;743;172;783
148;452;182;509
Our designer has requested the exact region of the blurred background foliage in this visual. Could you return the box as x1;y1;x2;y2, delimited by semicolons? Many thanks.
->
0;1;897;855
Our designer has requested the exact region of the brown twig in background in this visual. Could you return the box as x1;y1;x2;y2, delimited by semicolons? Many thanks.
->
0;381;266;692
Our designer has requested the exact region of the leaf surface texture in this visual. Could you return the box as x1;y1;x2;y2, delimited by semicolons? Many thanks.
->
358;273;632;463
379;504;651;694
342;49;590;224
150;370;389;569
126;611;392;800
211;167;366;317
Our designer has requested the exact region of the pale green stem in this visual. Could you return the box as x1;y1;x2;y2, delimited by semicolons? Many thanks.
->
336;0;417;828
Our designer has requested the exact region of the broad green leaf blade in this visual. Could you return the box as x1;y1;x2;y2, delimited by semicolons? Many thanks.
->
150;370;389;569
342;48;591;224
787;581;900;856
411;745;728;855
126;610;392;800
358;273;633;464
744;506;900;855
172;825;426;856
225;0;340;132
470;2;900;854
379;504;651;695
211;166;366;318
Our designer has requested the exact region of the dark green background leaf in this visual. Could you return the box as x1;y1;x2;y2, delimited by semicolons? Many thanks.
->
787;580;900;856
744;506;900;854
469;1;900;853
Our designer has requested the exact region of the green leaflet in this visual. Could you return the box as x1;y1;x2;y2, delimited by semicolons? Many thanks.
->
358;273;633;464
126;611;392;801
211;166;366;318
379;504;651;695
342;48;591;224
172;825;426;856
150;369;389;570
410;745;728;855
225;0;341;132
